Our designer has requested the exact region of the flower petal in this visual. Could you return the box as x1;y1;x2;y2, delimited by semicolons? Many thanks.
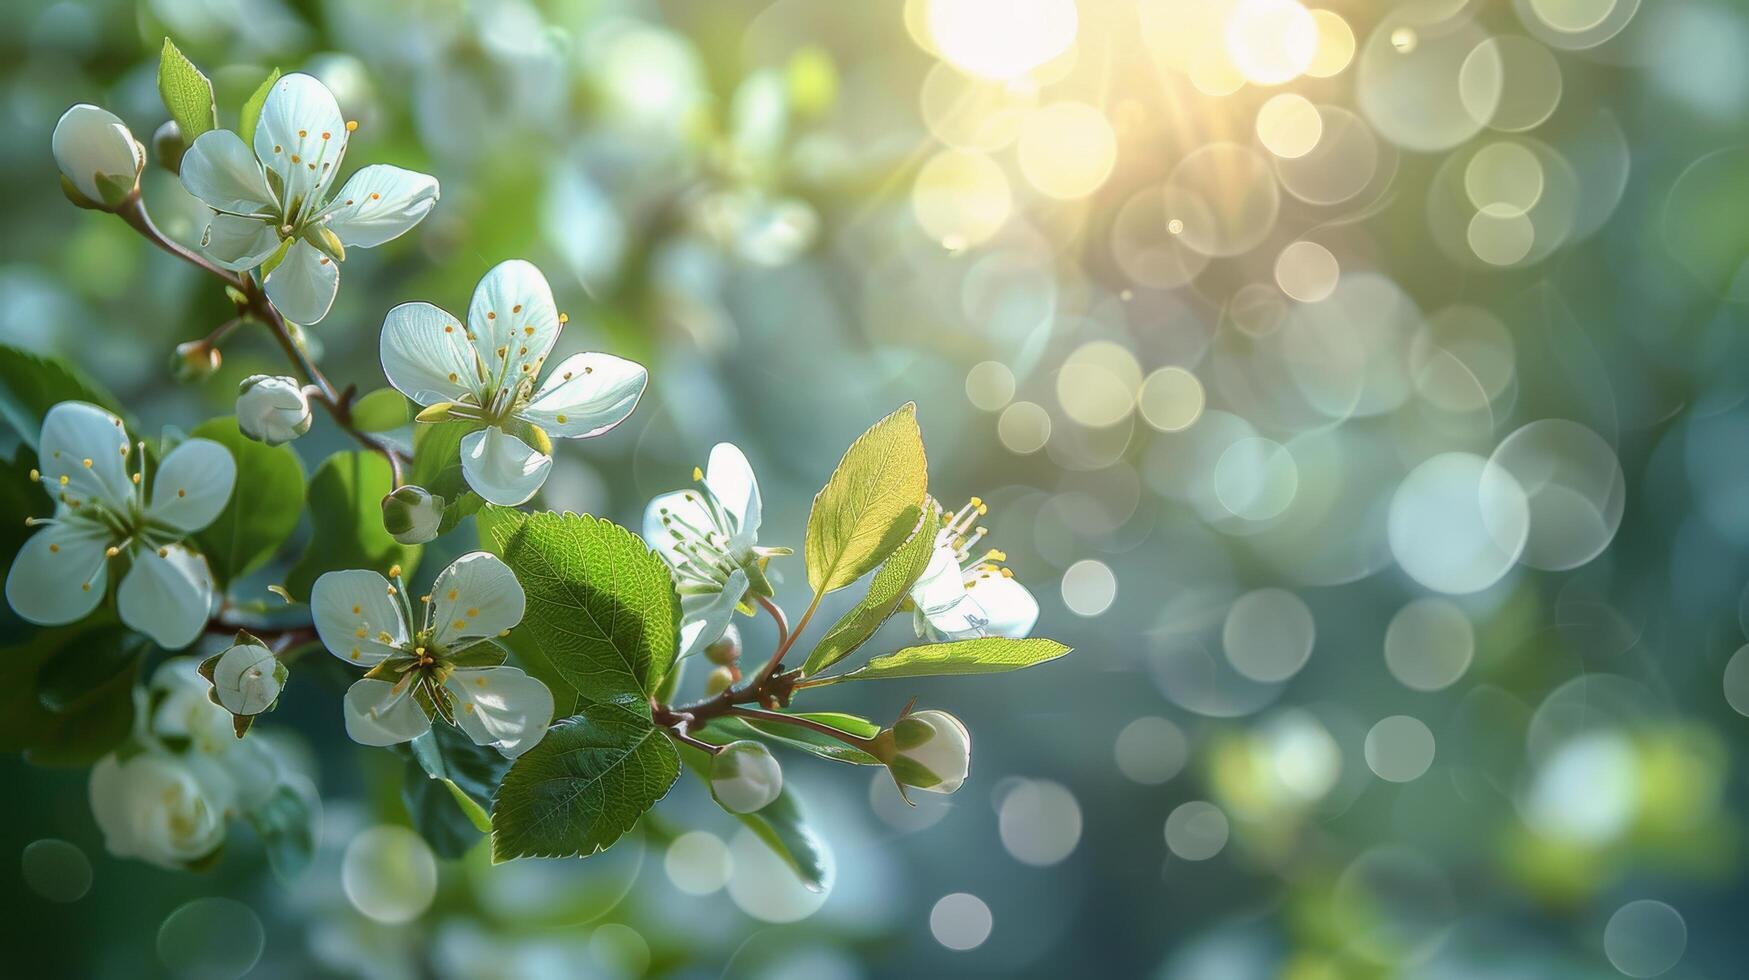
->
5;522;110;626
910;545;984;642
147;438;235;534
263;238;340;325
962;569;1038;639
678;569;748;659
466;260;560;384
445;667;554;758
200;214;281;272
39;401;134;512
642;489;710;567
53;104;140;202
117;545;215;649
252;73;346;216
311;568;409;666
325;165;439;248
179;129;276;215
379;301;478;406
426;551;525;650
459;425;551;506
343;678;431;747
518;352;646;439
705;443;760;549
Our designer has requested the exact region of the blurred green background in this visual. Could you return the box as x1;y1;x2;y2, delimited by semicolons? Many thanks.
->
5;0;1749;976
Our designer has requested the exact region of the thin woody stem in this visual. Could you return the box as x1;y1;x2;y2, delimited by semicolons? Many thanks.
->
749;590;820;690
754;592;789;650
116;196;407;485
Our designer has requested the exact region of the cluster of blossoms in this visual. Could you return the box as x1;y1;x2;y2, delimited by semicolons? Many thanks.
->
90;659;307;869
7;402;234;649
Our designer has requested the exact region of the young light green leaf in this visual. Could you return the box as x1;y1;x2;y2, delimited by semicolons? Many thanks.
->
478;507;680;707
803;403;928;595
803;504;938;676
491;702;680;862
715;714;882;766
0;344;125;447
190;418;305;587
411;418;476;502
678;742;831;890
351;388;410;433
239;68;280;147
283;451;419;601
157;38;217;141
808;637;1072;685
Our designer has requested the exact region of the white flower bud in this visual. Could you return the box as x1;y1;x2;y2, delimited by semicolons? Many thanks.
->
381;485;444;545
88;750;235;869
52;104;144;206
210;640;285;716
884;709;971;795
236;374;313;446
709;740;783;814
704;665;734;696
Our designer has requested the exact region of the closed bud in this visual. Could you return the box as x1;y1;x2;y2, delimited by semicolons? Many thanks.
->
236;374;312;445
381;485;445;545
152;119;186;174
171;340;221;382
704;623;742;665
704;665;734;696
878;709;971;795
52;104;144;209
206;640;285;718
709;740;783;814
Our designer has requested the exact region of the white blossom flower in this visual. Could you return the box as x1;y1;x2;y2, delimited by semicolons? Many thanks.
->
643;443;768;657
147;659;286;808
5;402;234;649
311;552;554;758
709;740;783;813
910;497;1038;643
178;72;439;325
881;709;971;795
380;260;646;506
88;750;235;869
235;374;313;445
52;104;144;207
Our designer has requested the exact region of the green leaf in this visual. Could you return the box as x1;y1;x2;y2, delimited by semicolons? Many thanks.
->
400;725;509;858
37;629;149;714
284;451;419;601
351;388;410;433
678;742;831;890
0;619;137;766
238;68;279;147
190;418;305;587
713;714;882;766
411;419;477;502
478;507;680;707
808;637;1073;685
490;702;680;862
245;784;315;881
803;504;939;676
0;344;125;447
157;38;217;141
803;403;928;594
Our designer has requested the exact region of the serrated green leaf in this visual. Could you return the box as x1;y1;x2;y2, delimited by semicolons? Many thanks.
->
490;702;680;861
239;68;279;147
157;38;217;141
0;344;125;447
804;403;928;594
351;388;410;433
190;418;305;587
284;451;419;601
808;637;1072;686
246;783;315;881
678;742;831;890
478;507;680;707
803;504;938;676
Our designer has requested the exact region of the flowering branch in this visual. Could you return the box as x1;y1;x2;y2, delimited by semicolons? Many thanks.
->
115;195;407;485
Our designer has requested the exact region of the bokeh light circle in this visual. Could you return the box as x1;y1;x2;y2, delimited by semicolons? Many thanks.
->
1604;900;1687;978
1062;559;1117;616
1222;588;1316;682
912;149;1012;247
20;839;91;903
1114;716;1190;784
1274;240;1340;302
1018;102;1118;199
727;827;832;922
1388;452;1529;594
997;779;1083;866
931;892;994;951
157;898;265;980
1384;599;1474;691
1365;715;1437;782
664;831;731;896
1138;366;1206;432
1488;419;1626;570
1256;93;1324;159
1164;143;1282;258
341;825;438;925
1164;801;1230;860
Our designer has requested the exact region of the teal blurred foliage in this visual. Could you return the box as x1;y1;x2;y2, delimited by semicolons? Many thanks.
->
4;0;1749;978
